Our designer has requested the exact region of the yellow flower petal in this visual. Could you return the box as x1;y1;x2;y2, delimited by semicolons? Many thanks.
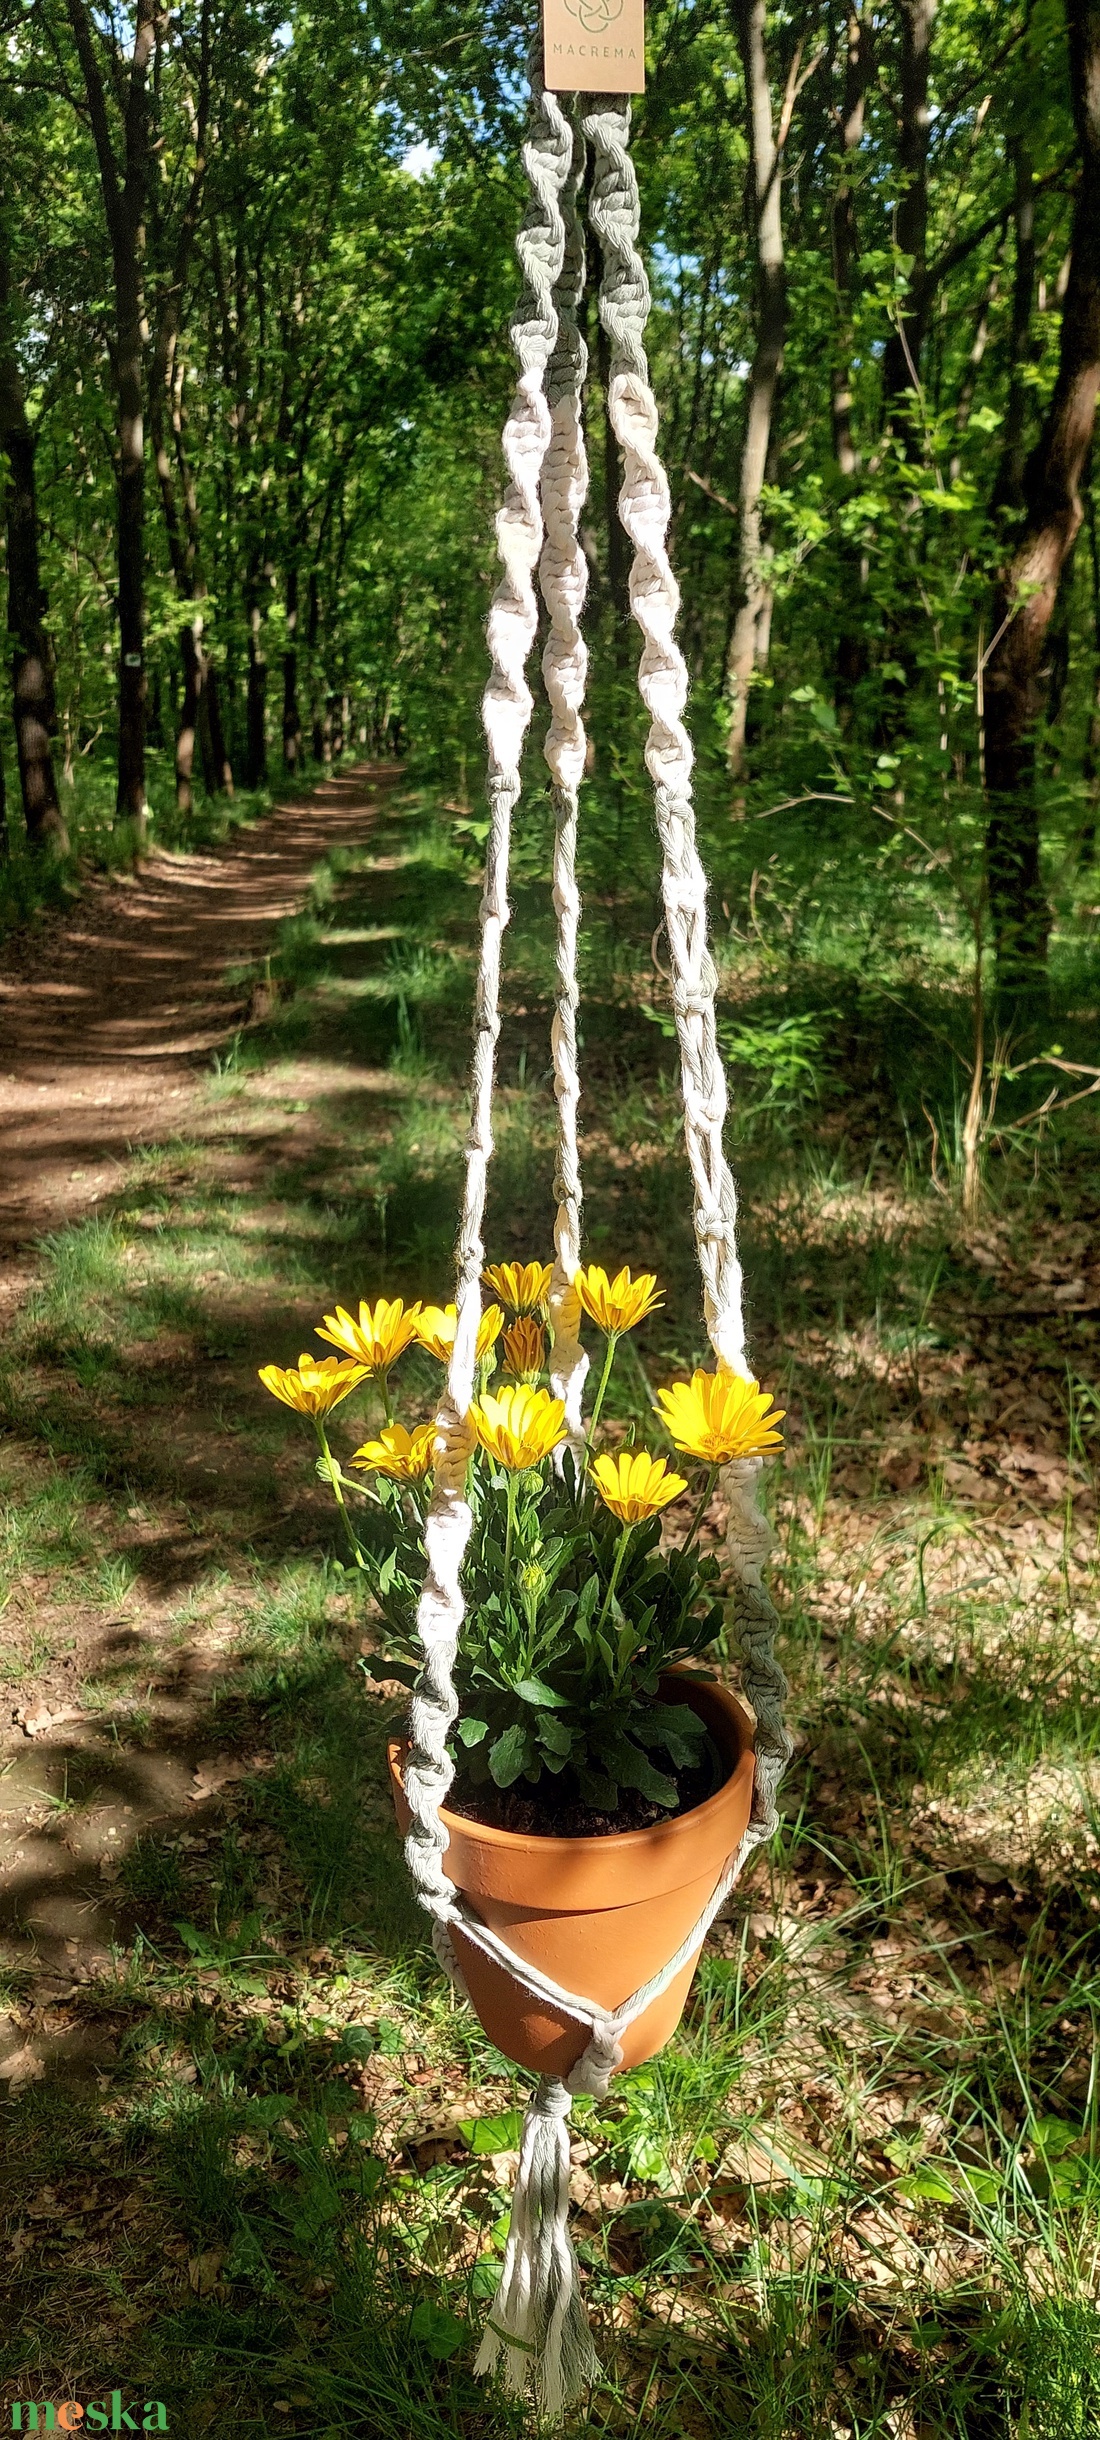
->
416;1303;503;1363
574;1263;663;1336
483;1260;554;1315
315;1297;422;1371
469;1383;567;1471
590;1450;688;1524
351;1422;435;1481
656;1370;785;1465
259;1354;368;1418
502;1316;547;1381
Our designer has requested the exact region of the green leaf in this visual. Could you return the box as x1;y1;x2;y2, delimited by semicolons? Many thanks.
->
409;2300;466;2360
961;2168;1002;2206
459;2108;525;2154
176;1920;214;1960
1031;2115;1084;2158
359;1654;418;1689
898;2167;956;2204
510;1675;569;1707
456;1715;489;1747
632;1702;707;1767
616;1621;640;1671
332;2025;376;2063
489;1723;533;1787
576;1763;618;1810
537;1713;574;1756
604;1733;678;1807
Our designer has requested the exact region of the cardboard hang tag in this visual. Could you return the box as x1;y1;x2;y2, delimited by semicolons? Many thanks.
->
543;0;646;96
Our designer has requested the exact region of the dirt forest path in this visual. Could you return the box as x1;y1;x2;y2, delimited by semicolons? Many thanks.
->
0;766;392;1272
0;764;402;2067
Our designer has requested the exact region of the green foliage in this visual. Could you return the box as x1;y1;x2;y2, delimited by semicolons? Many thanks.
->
336;1432;723;1817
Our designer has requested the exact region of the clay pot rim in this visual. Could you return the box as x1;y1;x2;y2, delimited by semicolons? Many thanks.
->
389;1671;755;1864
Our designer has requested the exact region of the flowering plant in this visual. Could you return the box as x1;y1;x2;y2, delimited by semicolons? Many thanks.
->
261;1264;783;1824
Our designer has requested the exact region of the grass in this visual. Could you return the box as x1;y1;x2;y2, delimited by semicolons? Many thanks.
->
0;778;1097;2435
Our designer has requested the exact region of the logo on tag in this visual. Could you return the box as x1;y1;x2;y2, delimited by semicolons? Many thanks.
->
543;0;645;94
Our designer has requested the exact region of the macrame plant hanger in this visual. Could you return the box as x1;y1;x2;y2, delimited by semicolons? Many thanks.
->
399;46;793;2423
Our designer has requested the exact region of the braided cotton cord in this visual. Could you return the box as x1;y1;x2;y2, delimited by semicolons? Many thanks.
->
401;81;793;2426
540;100;590;1451
583;96;792;1833
402;67;574;1921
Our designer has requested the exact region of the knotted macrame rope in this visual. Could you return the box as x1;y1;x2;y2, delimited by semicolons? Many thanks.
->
542;98;590;1458
399;75;792;2425
402;61;571;1957
584;95;792;1849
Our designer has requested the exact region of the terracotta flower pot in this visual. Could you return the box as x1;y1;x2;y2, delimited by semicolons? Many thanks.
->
388;1673;755;2080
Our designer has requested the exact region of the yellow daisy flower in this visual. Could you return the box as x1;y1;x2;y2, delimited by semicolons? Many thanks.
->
351;1422;435;1481
259;1354;368;1418
470;1383;567;1471
590;1450;688;1524
502;1316;547;1381
416;1303;504;1363
482;1260;554;1315
315;1297;422;1371
574;1264;663;1336
656;1370;785;1464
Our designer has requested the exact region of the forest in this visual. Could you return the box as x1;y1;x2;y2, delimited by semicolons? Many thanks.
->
0;3;1099;2437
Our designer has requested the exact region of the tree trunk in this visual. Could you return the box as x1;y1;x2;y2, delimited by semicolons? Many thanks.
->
881;0;936;414
150;374;203;816
831;4;873;721
0;224;67;855
307;567;325;761
282;561;302;771
246;586;268;786
146;0;220;818
171;394;233;800
726;0;788;776
984;0;1100;1003
1080;486;1100;865
990;142;1037;520
65;0;157;851
176;626;200;811
203;665;233;797
115;247;148;837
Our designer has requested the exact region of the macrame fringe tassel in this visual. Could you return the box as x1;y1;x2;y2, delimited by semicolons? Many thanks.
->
474;2075;599;2419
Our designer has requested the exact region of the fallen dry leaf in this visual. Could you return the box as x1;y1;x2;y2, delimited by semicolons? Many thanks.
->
1;2046;46;2089
17;1705;59;1738
189;1755;251;1800
187;2247;225;2295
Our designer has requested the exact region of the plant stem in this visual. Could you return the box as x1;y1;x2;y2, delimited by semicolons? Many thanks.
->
315;1422;365;1570
503;1468;518;1610
594;1523;632;1642
586;1333;620;1446
679;1465;720;1564
377;1367;393;1425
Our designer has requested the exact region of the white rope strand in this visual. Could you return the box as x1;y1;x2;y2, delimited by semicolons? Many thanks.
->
583;95;793;1830
402;64;574;1918
539;98;590;1453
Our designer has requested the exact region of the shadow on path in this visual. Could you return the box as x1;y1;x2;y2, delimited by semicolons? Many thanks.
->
0;767;396;1258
